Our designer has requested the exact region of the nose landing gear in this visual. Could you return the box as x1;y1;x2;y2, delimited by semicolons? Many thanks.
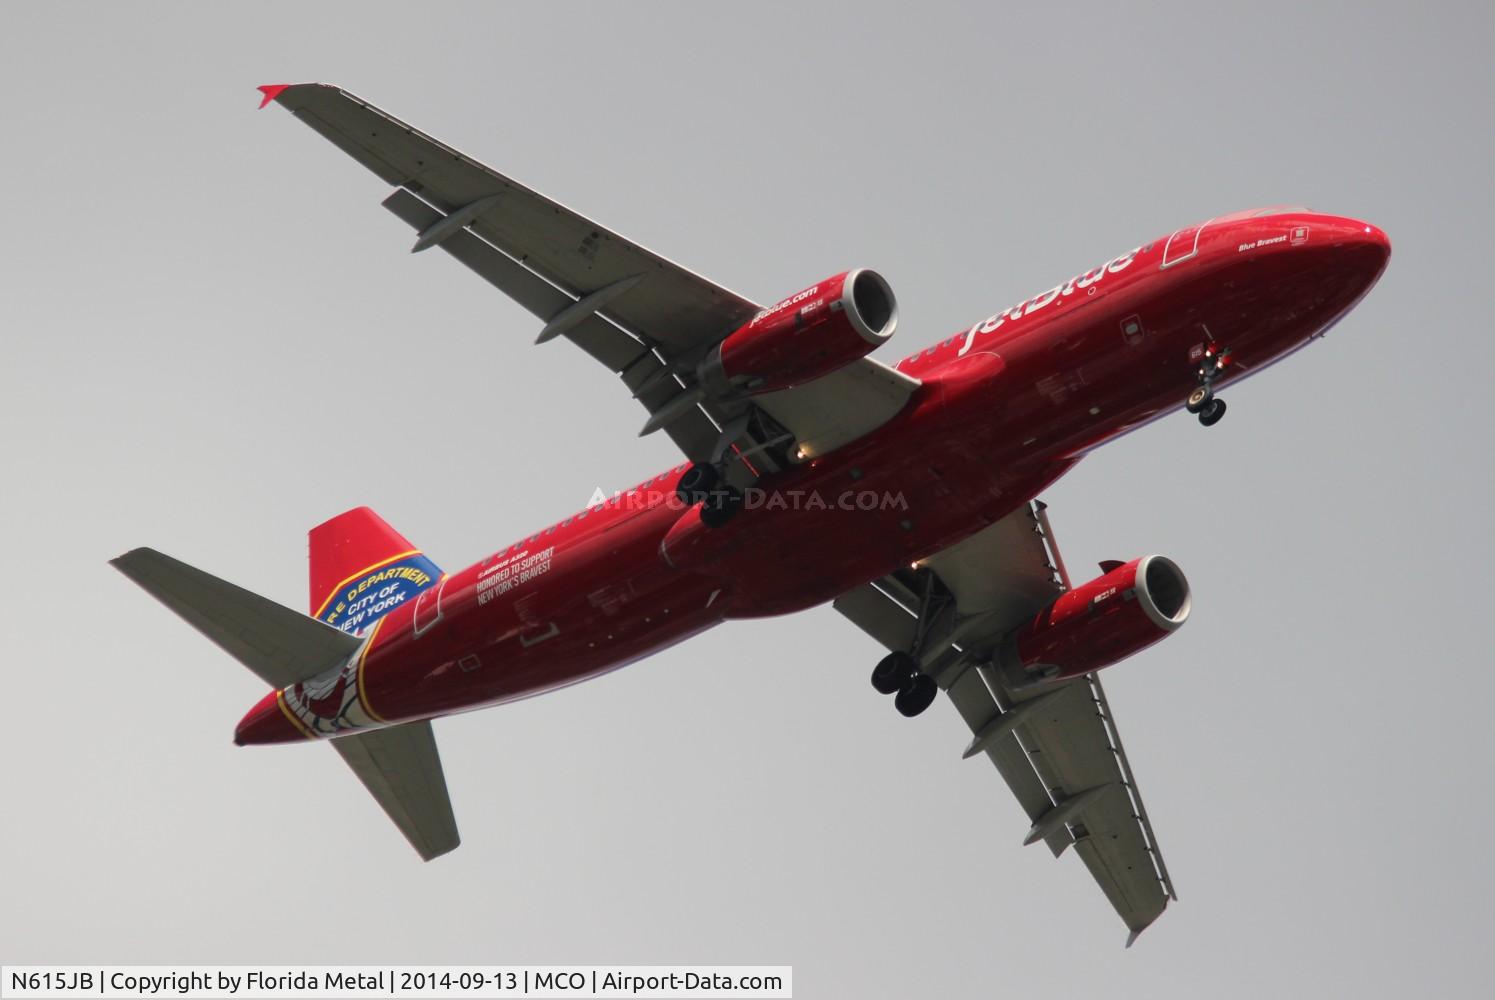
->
1186;342;1232;427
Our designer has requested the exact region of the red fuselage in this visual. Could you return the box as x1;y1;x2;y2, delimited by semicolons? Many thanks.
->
237;208;1390;744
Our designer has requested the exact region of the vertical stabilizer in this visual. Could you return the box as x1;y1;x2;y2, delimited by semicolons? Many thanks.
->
309;507;443;636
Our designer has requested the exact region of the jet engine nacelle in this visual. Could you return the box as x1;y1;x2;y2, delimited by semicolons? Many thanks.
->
703;269;897;394
1012;555;1191;680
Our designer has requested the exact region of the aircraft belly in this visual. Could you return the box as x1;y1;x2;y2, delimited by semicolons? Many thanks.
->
354;513;725;722
334;221;1387;728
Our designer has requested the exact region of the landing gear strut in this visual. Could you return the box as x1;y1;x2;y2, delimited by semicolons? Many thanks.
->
1187;341;1232;427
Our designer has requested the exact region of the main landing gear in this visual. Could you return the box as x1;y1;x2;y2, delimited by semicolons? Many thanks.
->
868;570;947;718
871;651;939;717
676;462;744;528
1186;341;1232;427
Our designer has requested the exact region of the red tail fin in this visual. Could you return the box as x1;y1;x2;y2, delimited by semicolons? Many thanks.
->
309;507;444;635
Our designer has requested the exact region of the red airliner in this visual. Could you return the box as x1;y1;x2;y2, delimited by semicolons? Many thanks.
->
113;84;1389;943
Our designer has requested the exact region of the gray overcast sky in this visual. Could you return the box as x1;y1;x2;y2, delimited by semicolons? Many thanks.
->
3;2;1492;997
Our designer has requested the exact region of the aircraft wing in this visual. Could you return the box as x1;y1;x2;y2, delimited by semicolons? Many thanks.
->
332;721;461;861
262;83;917;471
833;502;1177;943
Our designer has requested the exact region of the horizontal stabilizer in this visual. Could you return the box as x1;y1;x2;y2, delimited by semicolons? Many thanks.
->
111;547;361;689
332;722;460;860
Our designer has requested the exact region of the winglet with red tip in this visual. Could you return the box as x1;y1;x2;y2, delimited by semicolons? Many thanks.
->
257;84;290;109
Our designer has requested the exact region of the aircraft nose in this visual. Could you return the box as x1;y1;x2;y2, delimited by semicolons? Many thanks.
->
1352;219;1392;260
1288;214;1391;299
1343;218;1392;290
235;690;311;745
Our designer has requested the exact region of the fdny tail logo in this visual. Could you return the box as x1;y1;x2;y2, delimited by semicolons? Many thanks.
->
314;550;443;635
309;505;445;636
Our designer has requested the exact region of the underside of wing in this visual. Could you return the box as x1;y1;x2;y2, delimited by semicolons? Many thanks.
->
752;358;921;460
268;84;758;350
264;84;919;470
377;187;726;460
833;502;1176;942
1012;673;1175;940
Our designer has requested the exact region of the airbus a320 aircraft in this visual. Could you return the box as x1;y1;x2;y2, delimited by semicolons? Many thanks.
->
113;84;1390;943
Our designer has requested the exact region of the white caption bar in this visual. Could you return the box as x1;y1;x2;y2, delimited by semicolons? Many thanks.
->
0;967;792;1000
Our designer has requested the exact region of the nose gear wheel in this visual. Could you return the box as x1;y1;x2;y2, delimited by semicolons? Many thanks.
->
1186;341;1232;426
